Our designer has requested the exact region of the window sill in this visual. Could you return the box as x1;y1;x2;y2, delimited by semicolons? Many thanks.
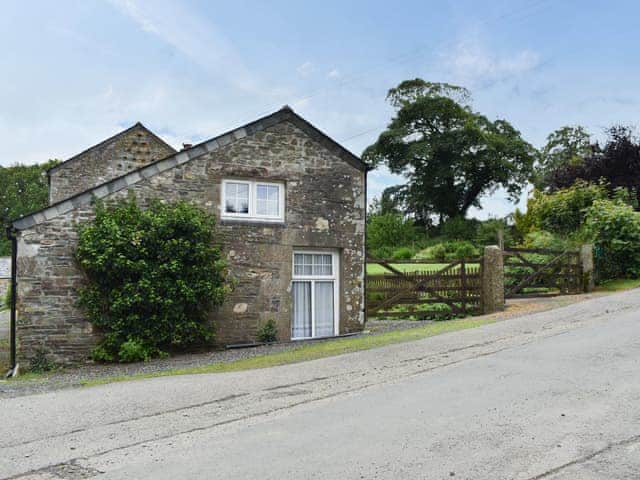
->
220;218;286;227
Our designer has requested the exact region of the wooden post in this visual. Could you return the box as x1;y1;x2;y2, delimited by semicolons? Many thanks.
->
460;259;467;315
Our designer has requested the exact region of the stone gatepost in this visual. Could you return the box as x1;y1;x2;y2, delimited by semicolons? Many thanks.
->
481;245;505;314
580;244;595;293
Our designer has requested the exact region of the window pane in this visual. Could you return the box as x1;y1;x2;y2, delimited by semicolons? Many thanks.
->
292;281;312;338
314;281;334;337
256;185;279;216
225;182;249;214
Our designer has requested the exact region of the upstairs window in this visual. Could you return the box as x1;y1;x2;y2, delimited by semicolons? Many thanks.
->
221;179;284;222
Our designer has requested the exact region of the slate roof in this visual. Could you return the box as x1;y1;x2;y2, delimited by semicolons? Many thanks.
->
12;107;369;231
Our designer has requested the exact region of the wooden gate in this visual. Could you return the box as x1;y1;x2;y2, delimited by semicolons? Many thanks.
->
366;258;483;320
503;248;583;298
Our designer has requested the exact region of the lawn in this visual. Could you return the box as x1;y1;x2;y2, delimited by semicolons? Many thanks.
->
80;317;495;387
367;262;479;275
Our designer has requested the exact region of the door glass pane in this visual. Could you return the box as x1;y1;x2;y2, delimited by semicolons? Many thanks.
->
256;184;279;216
294;253;313;276
225;182;249;214
313;254;332;276
314;281;334;337
292;281;312;338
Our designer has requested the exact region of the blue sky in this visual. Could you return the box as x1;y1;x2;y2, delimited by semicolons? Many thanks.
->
1;0;638;218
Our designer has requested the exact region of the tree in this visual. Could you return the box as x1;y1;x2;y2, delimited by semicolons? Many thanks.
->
548;126;640;207
363;79;536;224
535;126;592;190
0;160;59;255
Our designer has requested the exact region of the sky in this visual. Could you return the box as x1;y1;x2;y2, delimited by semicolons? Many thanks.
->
1;0;639;219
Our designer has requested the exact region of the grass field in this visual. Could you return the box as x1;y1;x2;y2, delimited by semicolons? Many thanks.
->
367;262;479;275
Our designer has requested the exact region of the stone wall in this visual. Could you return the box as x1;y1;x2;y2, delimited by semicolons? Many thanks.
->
16;120;366;366
0;257;9;303
48;124;176;204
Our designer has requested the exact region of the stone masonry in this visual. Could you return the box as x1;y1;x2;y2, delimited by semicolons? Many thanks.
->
47;123;176;204
13;109;367;366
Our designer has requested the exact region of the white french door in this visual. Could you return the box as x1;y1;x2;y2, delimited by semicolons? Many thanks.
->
291;251;339;339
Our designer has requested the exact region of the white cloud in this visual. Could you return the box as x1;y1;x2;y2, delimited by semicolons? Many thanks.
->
443;41;541;88
296;61;314;76
327;68;340;79
107;0;259;94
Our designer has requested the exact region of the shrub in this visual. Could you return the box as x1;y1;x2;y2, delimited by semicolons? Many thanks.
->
452;242;479;260
29;348;57;373
416;241;479;262
257;319;278;343
476;219;513;247
519;181;608;237
392;246;415;260
441;216;479;241
367;213;418;252
76;197;228;363
118;339;154;363
369;246;394;260
521;230;570;251
584;199;640;280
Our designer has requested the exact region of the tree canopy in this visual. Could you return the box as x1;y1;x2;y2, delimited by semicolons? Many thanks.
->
363;79;536;225
547;126;640;206
535;125;592;190
0;160;59;256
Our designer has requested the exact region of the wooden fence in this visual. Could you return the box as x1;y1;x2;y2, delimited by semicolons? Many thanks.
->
503;247;583;298
366;258;483;320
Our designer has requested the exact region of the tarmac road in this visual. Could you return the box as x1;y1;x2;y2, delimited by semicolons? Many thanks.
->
2;289;639;479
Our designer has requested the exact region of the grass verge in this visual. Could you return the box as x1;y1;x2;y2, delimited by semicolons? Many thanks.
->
80;317;495;388
595;278;640;292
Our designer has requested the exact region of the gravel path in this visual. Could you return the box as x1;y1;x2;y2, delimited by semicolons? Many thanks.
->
0;292;608;398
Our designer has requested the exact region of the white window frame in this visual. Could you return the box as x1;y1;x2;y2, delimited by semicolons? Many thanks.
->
291;250;340;340
221;179;285;223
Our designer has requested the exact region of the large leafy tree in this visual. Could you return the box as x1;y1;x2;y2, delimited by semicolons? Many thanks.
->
548;126;640;206
363;79;536;224
535;125;592;190
0;160;59;255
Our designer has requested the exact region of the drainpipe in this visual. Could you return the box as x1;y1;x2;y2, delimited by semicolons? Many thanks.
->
5;226;18;377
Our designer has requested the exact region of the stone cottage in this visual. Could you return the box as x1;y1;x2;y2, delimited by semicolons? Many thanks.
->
7;107;368;366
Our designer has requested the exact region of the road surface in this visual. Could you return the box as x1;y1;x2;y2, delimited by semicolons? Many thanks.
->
2;289;639;479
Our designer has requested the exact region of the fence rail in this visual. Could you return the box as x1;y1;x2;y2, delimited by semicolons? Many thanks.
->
503;248;582;298
366;259;483;320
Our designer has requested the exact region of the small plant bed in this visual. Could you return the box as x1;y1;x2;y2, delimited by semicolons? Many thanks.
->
369;302;466;322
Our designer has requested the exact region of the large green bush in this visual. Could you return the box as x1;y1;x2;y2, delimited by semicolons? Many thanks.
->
367;213;418;253
76;197;228;362
440;216;479;241
584;199;640;280
517;181;608;237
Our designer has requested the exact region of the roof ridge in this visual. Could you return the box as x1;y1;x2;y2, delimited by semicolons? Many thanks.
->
12;108;367;231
